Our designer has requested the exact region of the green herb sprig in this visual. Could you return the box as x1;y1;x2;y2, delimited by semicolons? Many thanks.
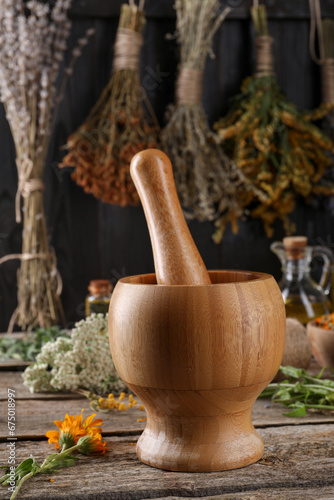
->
0;444;82;500
0;326;67;362
260;365;334;417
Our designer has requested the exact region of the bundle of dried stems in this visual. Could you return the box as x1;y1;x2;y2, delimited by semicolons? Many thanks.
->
161;0;264;243
214;3;334;236
60;1;158;206
0;0;94;331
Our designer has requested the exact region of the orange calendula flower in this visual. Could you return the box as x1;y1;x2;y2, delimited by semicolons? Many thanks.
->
46;411;86;450
77;430;108;455
82;412;104;434
69;408;104;433
45;410;104;451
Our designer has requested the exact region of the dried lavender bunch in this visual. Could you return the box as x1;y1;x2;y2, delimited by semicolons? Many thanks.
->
0;0;94;331
161;0;265;243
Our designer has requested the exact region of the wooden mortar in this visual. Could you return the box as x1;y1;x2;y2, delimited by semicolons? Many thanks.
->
108;149;286;472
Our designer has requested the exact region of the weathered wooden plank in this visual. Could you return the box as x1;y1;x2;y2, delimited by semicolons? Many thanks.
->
69;0;334;20
0;360;31;369
0;372;85;401
2;396;334;442
148;488;334;500
0;398;146;441
1;377;334;440
0;424;333;499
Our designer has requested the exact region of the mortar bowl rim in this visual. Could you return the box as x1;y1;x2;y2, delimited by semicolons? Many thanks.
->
116;269;274;287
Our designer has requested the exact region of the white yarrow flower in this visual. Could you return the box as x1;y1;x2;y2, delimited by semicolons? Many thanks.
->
22;314;126;394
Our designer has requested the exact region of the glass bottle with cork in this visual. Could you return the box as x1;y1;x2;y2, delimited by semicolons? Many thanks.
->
271;236;333;324
85;280;112;317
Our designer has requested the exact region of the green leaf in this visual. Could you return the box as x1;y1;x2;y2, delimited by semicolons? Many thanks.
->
283;405;307;418
0;326;68;362
279;366;304;379
259;365;334;417
15;458;34;471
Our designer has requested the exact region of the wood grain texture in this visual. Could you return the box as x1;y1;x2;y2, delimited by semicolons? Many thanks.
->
1;379;334;440
1;423;333;499
0;372;85;401
109;270;286;471
0;397;146;441
149;488;334;500
130;149;211;286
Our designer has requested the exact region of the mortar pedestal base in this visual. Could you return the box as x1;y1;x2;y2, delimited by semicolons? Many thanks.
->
131;385;265;472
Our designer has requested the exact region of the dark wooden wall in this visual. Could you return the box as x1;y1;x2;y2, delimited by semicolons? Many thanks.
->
0;0;333;331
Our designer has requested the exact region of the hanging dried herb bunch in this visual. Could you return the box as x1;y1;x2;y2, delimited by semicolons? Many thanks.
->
161;0;264;244
214;4;334;237
60;1;158;206
0;0;94;331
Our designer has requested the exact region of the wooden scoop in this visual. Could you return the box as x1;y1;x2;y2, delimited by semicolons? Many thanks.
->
130;149;211;285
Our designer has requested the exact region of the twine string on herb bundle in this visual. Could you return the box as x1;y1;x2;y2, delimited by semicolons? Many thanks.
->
60;0;159;207
15;157;44;224
255;36;274;77
161;0;264;244
112;28;143;71
251;0;274;77
176;68;203;105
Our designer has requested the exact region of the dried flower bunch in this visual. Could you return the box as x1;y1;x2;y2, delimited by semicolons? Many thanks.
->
23;314;126;394
161;0;264;244
60;0;158;206
0;0;94;331
214;4;334;237
1;411;106;500
80;390;145;413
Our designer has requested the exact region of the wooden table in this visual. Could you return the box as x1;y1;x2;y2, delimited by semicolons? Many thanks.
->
1;370;334;500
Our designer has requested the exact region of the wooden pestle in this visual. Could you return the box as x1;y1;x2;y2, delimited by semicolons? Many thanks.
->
130;149;211;285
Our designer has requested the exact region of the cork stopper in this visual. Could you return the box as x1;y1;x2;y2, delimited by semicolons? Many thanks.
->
283;236;307;259
88;280;112;296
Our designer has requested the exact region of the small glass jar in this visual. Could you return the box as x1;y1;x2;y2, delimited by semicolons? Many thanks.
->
271;236;333;324
85;280;112;317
